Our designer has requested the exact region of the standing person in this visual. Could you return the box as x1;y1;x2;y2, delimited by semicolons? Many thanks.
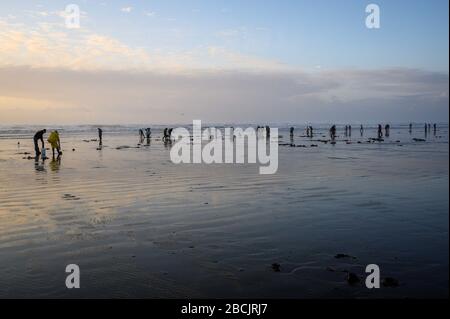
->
344;125;348;136
47;130;62;158
360;125;364;136
98;128;103;145
433;123;437;135
385;124;390;137
139;129;144;140
348;125;352;136
377;124;383;138
290;127;294;137
330;125;336;139
409;123;412;134
309;126;314;137
306;126;310;137
33;129;46;157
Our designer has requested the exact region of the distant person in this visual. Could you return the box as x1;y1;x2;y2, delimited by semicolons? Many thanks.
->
409;123;412;134
344;125;348;137
360;125;364;136
139;129;145;140
433;123;437;135
377;124;383;138
145;128;151;139
47;130;62;158
330;125;336;139
290;127;294;137
306;126;310;137
385;124;390;137
33;129;46;157
98;128;103;144
348;125;352;136
309;126;314;137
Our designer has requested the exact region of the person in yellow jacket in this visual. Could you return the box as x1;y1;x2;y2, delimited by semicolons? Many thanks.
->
47;130;62;158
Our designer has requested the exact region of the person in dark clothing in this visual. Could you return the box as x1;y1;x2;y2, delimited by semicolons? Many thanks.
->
98;128;103;145
360;125;364;136
330;125;336;139
33;129;46;157
385;124;390;137
377;124;383;138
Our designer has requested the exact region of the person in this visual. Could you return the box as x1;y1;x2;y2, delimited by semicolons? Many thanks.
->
33;129;46;157
98;128;103;144
409;123;412;133
377;124;383;138
290;127;294;137
139;129;145;140
47;130;62;158
306;126;310;137
385;124;390;137
360;125;364;136
348;125;352;136
145;128;151;139
168;128;173;140
433;123;437;135
330;125;336;139
309;126;314;137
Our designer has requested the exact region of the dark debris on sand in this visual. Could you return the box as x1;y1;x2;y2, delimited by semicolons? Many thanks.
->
271;263;281;272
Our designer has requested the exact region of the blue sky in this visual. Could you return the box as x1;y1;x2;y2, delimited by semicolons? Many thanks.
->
0;1;448;124
1;0;448;71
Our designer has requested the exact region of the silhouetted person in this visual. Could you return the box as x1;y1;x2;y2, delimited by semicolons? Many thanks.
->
377;124;383;138
348;125;352;136
360;125;364;136
290;127;294;137
330;125;336;139
306;126;310;137
433;123;437;135
409;123;412;134
385;124;390;137
344;125;348;137
309;126;314;137
47;130;62;158
145;128;151;139
33;129;46;157
98;128;103;145
139;129;145;140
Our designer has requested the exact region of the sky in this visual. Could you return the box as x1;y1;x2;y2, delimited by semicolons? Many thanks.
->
0;0;448;124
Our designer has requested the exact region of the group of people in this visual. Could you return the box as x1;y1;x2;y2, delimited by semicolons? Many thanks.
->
33;129;62;158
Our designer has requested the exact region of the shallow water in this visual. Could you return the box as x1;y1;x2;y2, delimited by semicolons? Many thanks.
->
0;124;448;298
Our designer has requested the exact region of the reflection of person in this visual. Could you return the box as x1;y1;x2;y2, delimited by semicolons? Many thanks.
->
47;130;62;158
33;129;46;157
50;156;61;172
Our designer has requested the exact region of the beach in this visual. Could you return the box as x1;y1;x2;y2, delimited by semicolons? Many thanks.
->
0;124;448;298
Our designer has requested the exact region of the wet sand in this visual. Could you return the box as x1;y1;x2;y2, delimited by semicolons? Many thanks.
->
0;124;448;298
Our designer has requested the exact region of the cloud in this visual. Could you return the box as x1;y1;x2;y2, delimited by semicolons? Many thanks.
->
0;20;287;71
144;11;156;17
0;66;447;124
121;7;133;13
